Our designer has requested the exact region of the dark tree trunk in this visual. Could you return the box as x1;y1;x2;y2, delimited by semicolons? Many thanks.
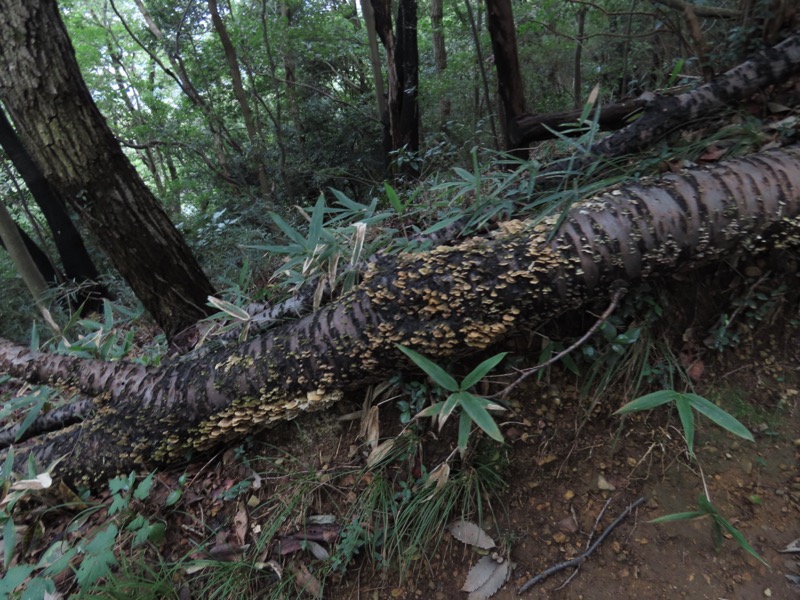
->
484;0;526;157
430;0;451;126
371;0;421;163
1;145;800;486
540;31;800;179
0;0;216;340
0;108;108;313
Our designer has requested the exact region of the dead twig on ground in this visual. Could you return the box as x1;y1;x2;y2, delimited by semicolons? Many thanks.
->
517;496;645;593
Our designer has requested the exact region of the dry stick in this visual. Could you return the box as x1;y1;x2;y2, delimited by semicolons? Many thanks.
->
492;285;627;399
555;495;615;590
518;496;646;594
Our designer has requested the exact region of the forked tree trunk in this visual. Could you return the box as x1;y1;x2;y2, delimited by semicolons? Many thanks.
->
1;146;799;486
0;109;109;313
0;0;216;339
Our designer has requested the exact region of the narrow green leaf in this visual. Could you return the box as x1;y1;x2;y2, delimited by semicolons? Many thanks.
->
461;352;508;390
165;489;182;507
0;565;33;595
614;390;677;414
675;394;695;457
713;515;769;566
1;445;14;481
711;518;724;551
20;576;56;600
269;212;306;245
16;397;46;442
650;511;707;523
438;393;463;429
560;352;580;376
307;193;327;246
458;412;472;452
384;182;404;214
697;494;717;515
416;402;444;419
396;345;458;392
4;517;15;570
685;394;754;441
460;394;504;442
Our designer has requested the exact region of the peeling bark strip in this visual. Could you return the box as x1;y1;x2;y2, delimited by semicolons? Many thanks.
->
2;147;800;485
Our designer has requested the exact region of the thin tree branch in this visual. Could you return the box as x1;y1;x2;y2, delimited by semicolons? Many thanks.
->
518;497;646;593
492;285;626;399
650;0;739;19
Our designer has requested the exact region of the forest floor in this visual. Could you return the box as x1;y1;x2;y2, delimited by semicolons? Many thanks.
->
3;267;800;600
264;265;800;600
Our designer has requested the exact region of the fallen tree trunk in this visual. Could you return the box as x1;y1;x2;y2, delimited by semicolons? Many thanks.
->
1;146;800;486
536;31;800;175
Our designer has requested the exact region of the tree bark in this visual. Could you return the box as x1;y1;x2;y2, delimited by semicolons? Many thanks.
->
2;145;800;486
0;108;108;313
0;0;216;340
541;31;800;179
430;0;451;127
371;0;421;162
484;0;527;157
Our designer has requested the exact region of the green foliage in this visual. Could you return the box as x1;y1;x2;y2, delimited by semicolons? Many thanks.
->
247;189;400;301
397;345;507;451
651;494;768;566
0;467;169;598
615;390;753;457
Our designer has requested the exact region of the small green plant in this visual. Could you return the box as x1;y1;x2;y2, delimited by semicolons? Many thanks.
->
616;390;764;564
0;466;168;598
396;345;507;452
651;494;768;566
614;390;753;457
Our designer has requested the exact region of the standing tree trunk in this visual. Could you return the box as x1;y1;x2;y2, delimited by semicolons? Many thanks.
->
371;0;421;165
485;0;527;156
430;0;451;127
207;0;272;201
464;0;500;148
0;0;215;340
0;108;108;313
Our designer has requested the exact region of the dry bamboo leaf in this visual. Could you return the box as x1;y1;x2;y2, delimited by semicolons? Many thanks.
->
467;559;509;600
292;562;322;598
366;438;395;468
307;514;336;525
8;473;52;492
424;462;450;491
362;405;380;450
447;520;496;549
782;537;800;553
233;502;249;546
305;540;330;560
